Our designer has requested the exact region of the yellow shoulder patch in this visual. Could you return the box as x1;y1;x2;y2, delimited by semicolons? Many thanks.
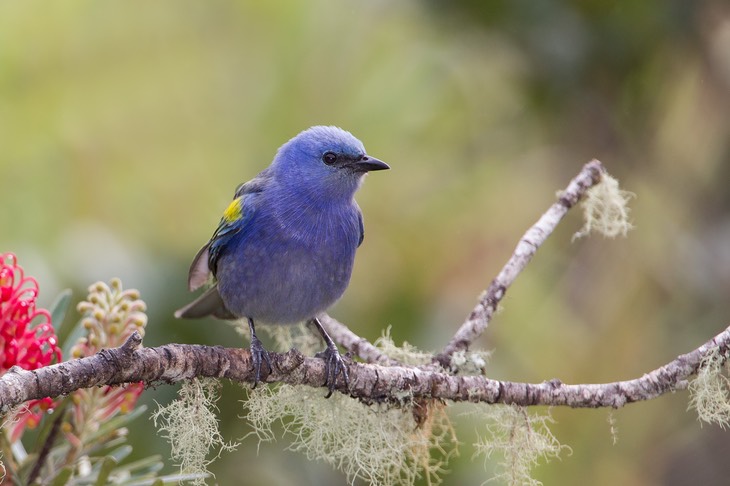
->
222;197;242;223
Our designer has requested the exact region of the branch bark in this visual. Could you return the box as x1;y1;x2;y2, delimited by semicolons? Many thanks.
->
1;323;729;412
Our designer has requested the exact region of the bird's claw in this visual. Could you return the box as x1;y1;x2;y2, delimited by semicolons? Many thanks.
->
249;335;272;388
315;344;350;398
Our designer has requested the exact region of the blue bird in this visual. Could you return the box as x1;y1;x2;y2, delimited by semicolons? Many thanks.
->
175;126;389;396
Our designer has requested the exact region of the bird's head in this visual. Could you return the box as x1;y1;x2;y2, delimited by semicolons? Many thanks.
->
272;126;389;200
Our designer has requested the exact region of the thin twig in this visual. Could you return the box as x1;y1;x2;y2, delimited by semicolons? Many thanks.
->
435;160;605;367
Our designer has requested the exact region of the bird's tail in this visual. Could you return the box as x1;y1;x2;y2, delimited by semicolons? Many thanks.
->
174;285;237;320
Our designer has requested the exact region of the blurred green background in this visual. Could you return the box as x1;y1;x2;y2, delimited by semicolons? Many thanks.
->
2;0;730;484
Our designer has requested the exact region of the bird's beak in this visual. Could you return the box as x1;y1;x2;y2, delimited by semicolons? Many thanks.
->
351;155;390;172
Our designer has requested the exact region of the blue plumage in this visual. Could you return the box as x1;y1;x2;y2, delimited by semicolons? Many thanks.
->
175;126;388;395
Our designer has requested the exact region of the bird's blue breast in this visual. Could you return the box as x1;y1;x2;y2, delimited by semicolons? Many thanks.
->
215;191;362;324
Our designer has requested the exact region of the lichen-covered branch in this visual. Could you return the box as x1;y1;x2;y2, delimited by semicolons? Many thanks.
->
436;159;605;367
2;323;728;412
3;157;717;452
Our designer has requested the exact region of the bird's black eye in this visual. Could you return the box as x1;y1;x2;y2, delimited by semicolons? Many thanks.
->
322;151;337;166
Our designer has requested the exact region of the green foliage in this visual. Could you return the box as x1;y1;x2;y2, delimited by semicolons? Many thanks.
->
49;289;73;331
3;405;170;485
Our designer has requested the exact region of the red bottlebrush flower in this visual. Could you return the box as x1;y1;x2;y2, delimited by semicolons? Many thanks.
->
0;252;62;441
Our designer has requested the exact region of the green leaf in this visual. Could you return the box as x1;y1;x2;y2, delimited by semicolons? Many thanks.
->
87;405;148;444
32;397;71;452
61;319;86;359
16;451;38;482
111;454;164;475
50;466;73;486
49;289;72;330
125;473;208;485
94;456;117;486
88;436;128;459
107;444;133;463
125;479;167;486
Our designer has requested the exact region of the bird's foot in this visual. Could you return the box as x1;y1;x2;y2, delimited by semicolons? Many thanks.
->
249;334;272;388
315;343;350;398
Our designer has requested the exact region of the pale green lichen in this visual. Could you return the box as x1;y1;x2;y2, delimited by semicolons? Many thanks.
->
471;405;570;486
151;379;237;485
375;327;433;366
688;348;730;429
451;349;492;375
607;411;619;445
572;173;634;240
261;322;323;356
245;384;457;486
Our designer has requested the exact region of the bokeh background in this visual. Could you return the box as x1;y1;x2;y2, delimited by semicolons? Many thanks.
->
2;0;730;484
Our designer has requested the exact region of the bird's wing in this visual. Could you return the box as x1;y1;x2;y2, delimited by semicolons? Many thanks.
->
357;211;364;247
186;169;271;291
174;285;236;319
187;243;212;291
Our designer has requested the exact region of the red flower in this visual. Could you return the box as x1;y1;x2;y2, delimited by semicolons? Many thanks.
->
0;252;62;441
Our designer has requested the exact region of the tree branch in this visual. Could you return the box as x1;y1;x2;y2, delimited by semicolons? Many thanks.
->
3;158;721;427
2;322;728;412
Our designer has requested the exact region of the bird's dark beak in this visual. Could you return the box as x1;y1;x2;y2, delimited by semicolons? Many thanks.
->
352;155;390;172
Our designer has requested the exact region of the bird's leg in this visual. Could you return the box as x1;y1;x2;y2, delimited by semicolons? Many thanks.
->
247;317;272;388
311;317;350;398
